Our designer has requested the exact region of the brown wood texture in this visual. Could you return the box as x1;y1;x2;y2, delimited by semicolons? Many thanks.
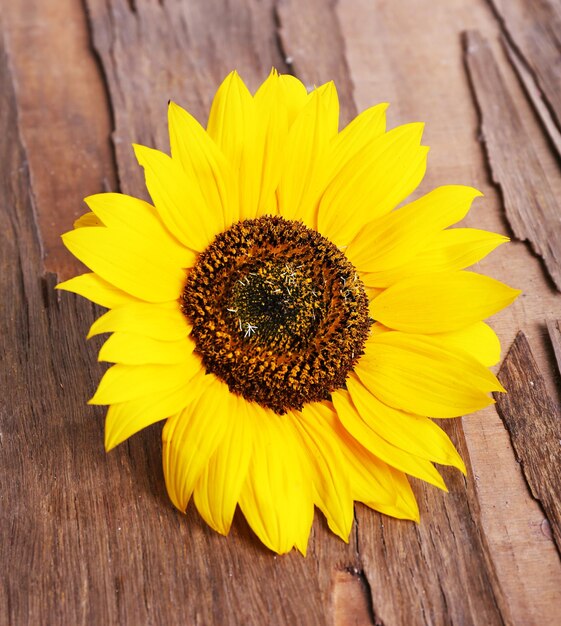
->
276;0;357;124
2;0;561;624
495;332;561;557
357;419;511;626
464;29;561;291
0;0;117;279
488;0;561;149
502;37;561;163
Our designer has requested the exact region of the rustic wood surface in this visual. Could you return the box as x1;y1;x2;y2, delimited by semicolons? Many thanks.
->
502;37;561;165
2;0;561;624
464;29;561;291
495;332;561;558
488;0;561;152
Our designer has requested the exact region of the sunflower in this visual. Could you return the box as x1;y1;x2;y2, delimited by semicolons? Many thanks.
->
58;70;519;555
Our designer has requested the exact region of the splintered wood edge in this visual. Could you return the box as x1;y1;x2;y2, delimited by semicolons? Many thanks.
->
462;29;561;292
494;331;561;558
546;320;561;378
486;0;561;141
501;36;561;162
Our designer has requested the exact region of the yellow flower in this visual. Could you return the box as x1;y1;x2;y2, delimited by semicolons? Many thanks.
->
58;70;519;555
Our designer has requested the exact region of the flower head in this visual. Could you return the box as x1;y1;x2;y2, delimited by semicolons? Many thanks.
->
59;70;519;554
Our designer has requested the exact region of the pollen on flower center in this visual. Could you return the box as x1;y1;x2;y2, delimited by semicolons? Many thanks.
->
230;261;321;347
181;216;372;413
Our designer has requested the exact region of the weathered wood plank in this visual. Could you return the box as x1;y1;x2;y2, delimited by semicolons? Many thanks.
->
0;0;117;279
275;0;357;125
464;29;561;291
0;30;102;623
502;37;561;163
81;2;369;619
3;0;561;623
494;332;561;558
338;2;561;622
358;419;511;626
0;2;361;624
487;0;561;152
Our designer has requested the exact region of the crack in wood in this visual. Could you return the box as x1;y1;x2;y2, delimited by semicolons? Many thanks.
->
332;565;378;626
354;425;512;626
501;35;561;163
486;0;561;142
350;509;378;625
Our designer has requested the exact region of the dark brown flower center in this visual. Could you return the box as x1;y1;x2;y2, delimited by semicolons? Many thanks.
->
181;216;372;414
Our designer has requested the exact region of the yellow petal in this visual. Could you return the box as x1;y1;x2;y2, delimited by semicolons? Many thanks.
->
168;101;236;227
432;322;501;367
98;332;196;365
329;103;388;177
305;402;398;508
373;468;420;522
252;70;289;217
332;389;448;490
134;143;223;251
239;404;314;555
84;192;196;269
105;375;203;450
292;404;354;541
207;71;257;221
370;322;392;336
346;373;466;473
193;392;253;535
317;123;428;247
162;375;230;511
362;228;509;288
315;81;340;133
278;74;309;125
56;273;141;309
365;285;384;301
276;83;339;228
61;226;185;303
90;357;201;405
370;270;521;334
87;302;189;341
356;331;504;418
346;185;482;272
74;212;103;228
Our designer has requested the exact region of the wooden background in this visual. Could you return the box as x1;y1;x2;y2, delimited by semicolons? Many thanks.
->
1;0;561;624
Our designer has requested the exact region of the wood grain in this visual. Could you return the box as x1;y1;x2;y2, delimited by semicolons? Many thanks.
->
0;0;117;279
275;0;357;125
0;4;360;625
84;0;290;198
488;0;561;145
359;419;511;626
464;29;561;291
3;0;561;623
339;2;561;622
494;332;561;558
502;37;561;163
